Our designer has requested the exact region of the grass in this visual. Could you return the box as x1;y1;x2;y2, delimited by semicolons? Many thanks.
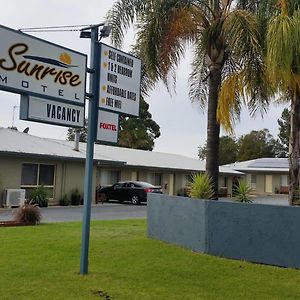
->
1;220;300;299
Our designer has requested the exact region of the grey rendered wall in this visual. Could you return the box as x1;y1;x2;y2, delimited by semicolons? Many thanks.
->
148;194;300;269
147;194;207;252
206;201;300;268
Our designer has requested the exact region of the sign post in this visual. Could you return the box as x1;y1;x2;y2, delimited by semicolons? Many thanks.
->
80;25;100;275
0;23;141;275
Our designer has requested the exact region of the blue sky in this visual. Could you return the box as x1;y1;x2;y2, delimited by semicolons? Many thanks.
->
0;0;288;158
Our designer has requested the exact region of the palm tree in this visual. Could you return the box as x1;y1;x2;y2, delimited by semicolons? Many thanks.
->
265;0;300;205
107;0;267;198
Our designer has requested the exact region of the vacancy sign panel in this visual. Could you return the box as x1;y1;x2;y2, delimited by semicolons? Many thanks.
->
0;25;87;105
99;43;141;116
96;109;119;144
20;95;84;127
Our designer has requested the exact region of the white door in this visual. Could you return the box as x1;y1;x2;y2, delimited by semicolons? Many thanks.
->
265;175;273;193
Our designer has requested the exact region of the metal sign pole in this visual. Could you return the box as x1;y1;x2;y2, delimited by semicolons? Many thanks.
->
80;25;100;275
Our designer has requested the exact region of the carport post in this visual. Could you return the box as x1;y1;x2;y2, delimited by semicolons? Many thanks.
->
80;25;100;275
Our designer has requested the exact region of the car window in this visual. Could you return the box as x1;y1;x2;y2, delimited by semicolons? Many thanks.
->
124;183;135;188
114;183;124;188
136;182;155;188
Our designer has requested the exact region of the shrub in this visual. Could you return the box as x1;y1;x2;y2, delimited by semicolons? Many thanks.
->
59;194;70;206
13;201;41;225
234;181;252;203
187;173;213;199
29;186;48;207
71;188;82;205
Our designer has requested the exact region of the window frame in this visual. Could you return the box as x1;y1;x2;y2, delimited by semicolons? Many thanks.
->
20;163;56;198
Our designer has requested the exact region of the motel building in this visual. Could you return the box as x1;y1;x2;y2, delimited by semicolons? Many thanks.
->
0;127;242;206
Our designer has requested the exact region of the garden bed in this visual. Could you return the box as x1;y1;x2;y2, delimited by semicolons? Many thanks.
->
0;220;31;227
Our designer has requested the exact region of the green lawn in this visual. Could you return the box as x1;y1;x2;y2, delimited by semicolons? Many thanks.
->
1;219;300;299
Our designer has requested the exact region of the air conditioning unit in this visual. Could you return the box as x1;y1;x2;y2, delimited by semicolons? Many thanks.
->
5;189;25;207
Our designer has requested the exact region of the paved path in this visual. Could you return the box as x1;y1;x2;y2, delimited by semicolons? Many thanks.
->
251;195;289;206
220;194;289;206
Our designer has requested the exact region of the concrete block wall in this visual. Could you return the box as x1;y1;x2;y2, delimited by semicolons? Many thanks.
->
148;194;206;252
148;194;300;269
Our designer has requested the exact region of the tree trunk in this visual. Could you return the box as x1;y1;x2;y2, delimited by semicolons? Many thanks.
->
288;89;300;205
206;65;221;199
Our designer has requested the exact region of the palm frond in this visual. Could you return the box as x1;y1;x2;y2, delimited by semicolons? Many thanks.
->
188;41;209;108
217;72;244;132
223;9;272;120
267;14;296;85
224;10;260;61
135;1;202;87
107;0;149;48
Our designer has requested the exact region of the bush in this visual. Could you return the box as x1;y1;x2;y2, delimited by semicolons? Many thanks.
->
13;201;41;225
233;181;252;203
71;188;82;205
29;186;48;207
187;173;213;199
59;194;70;206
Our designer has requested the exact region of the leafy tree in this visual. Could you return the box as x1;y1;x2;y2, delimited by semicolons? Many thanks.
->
218;136;238;165
198;136;238;165
67;119;88;142
66;99;160;150
237;129;279;161
277;108;290;157
118;97;160;150
107;0;266;198
198;145;207;161
265;0;300;205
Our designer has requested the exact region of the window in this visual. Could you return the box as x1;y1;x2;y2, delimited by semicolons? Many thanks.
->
21;163;55;198
113;182;124;188
185;174;193;185
251;175;257;190
39;165;55;185
280;175;288;186
150;173;162;186
223;177;228;187
110;170;120;184
21;164;38;185
154;173;162;186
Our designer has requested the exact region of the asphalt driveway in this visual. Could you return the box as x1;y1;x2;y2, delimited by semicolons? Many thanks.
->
0;202;147;223
0;195;289;223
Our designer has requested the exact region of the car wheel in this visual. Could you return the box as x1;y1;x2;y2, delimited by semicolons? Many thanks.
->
131;195;140;205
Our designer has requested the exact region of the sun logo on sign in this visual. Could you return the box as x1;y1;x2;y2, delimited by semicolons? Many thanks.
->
59;52;72;65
